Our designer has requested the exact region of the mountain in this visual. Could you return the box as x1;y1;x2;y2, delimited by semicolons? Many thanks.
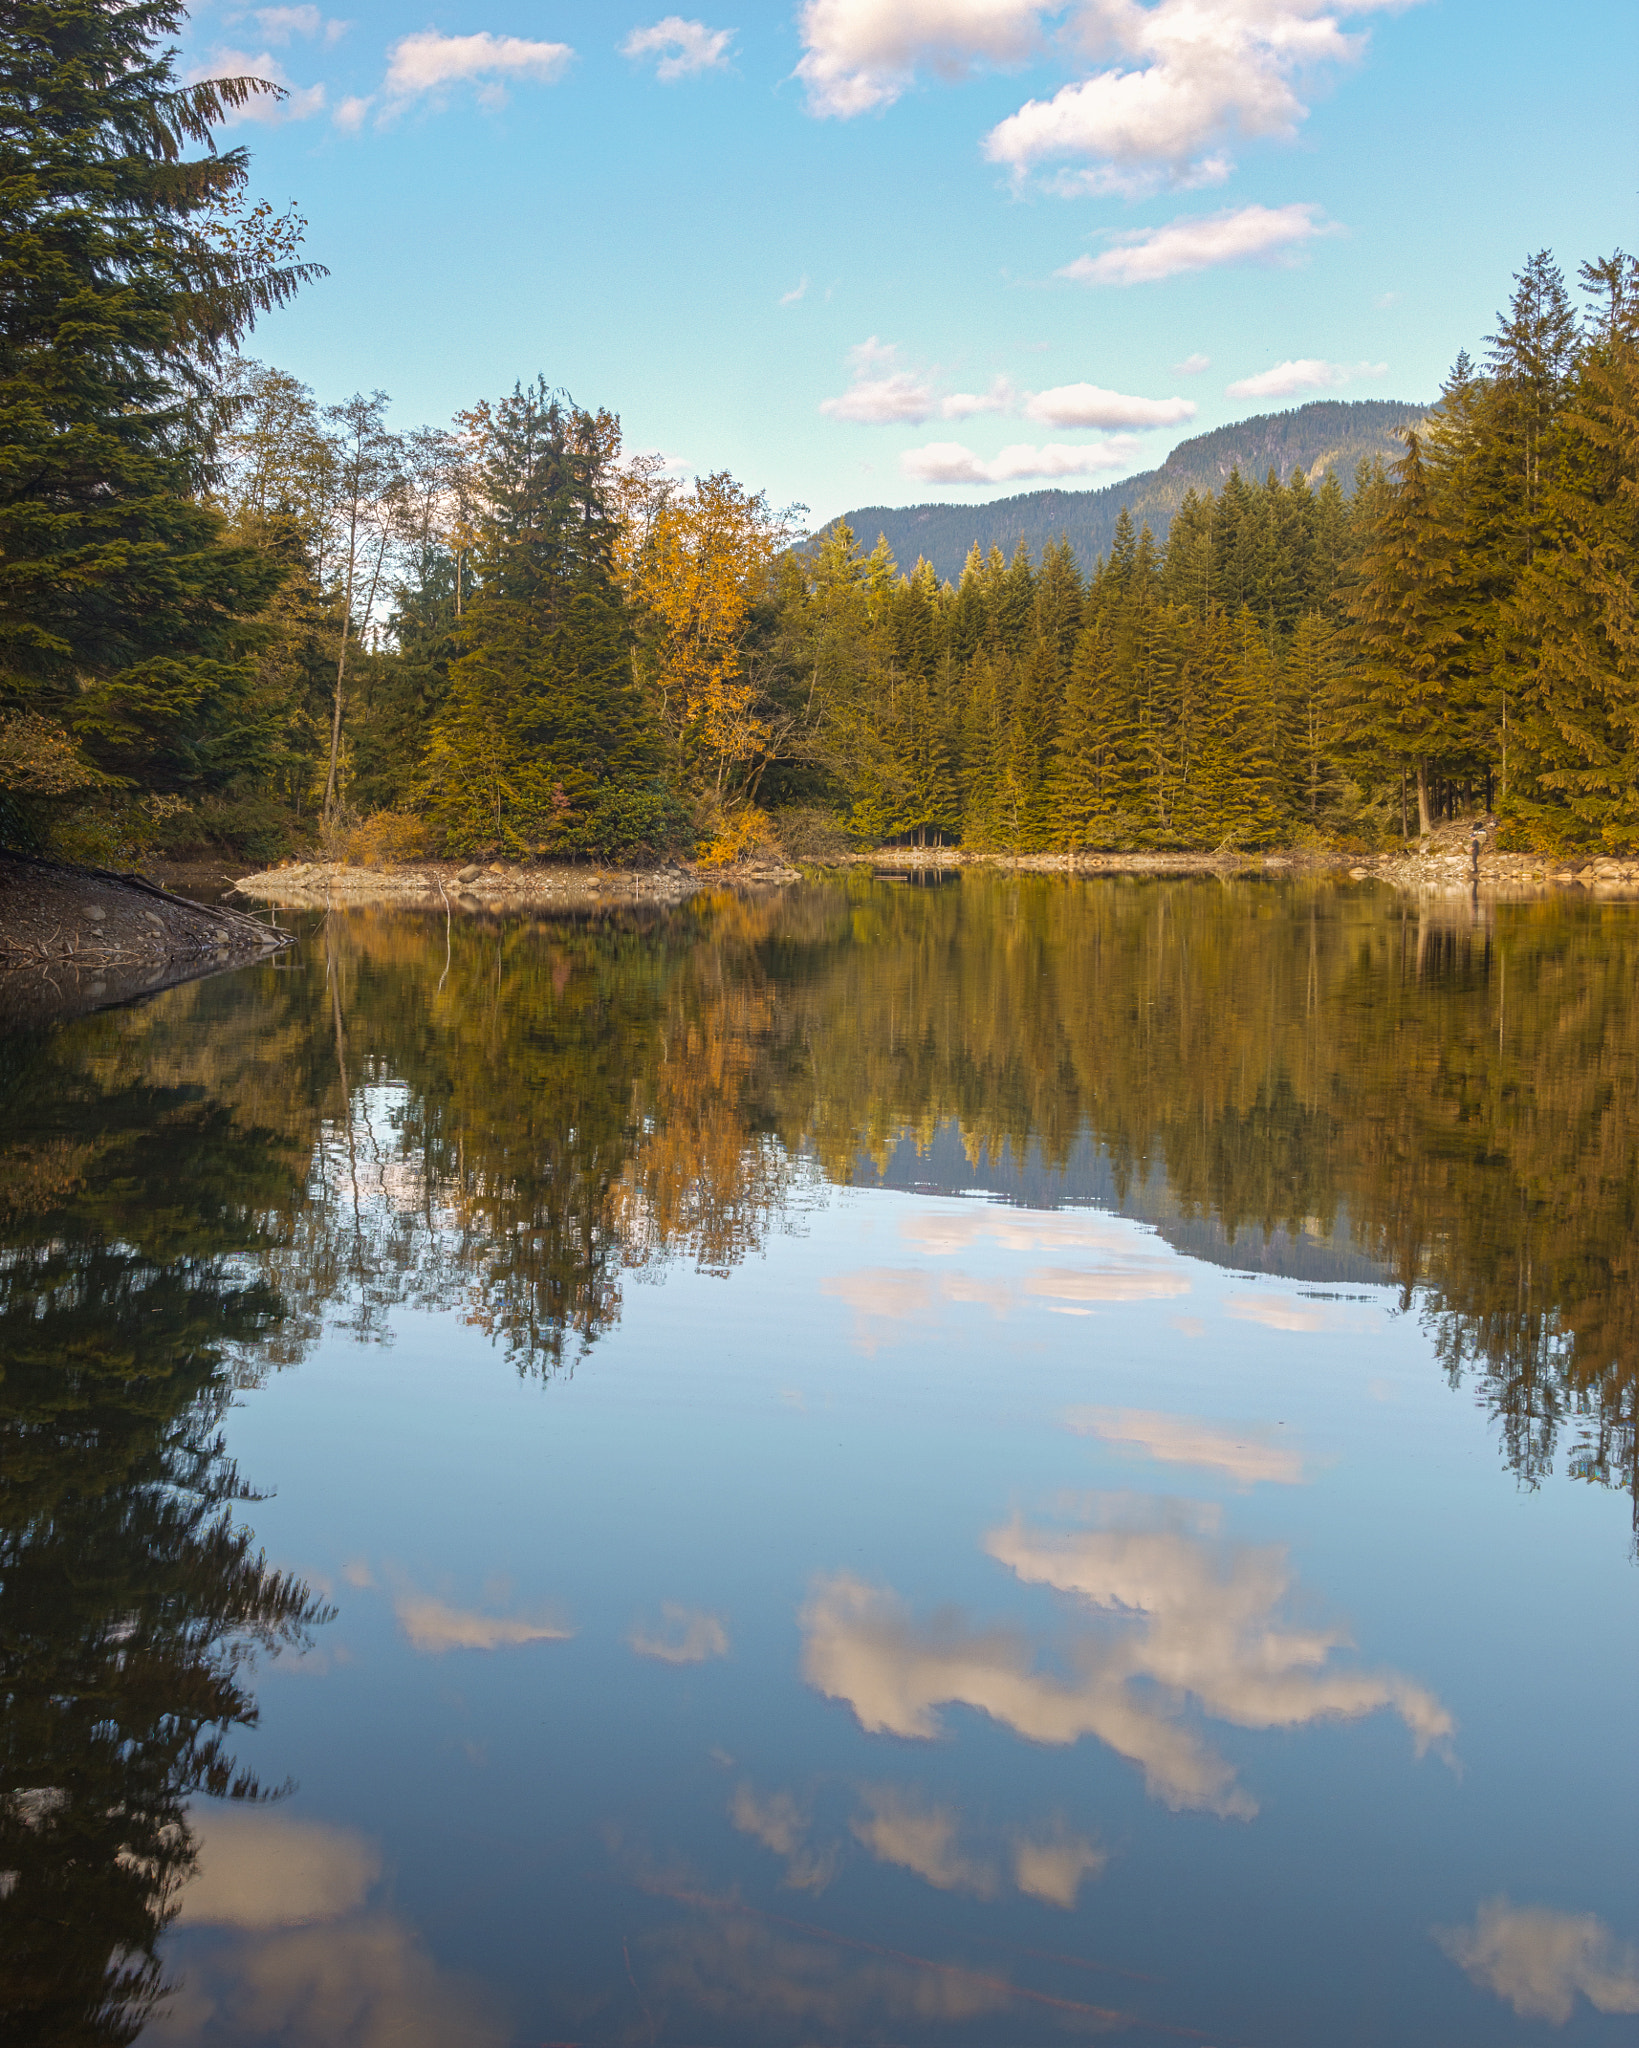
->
834;397;1430;584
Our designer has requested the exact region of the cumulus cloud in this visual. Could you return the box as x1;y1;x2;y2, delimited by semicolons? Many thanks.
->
822;341;1186;433
1065;1406;1305;1484
820;339;939;424
901;438;1140;485
798;1;1413;188
1435;1899;1639;2024
795;0;1047;118
390;1588;572;1654
178;1809;380;1929
382;30;574;110
1173;351;1211;374
622;17;734;81
1025;381;1196;428
1059;202;1331;286
629;1602;730;1665
1013;1830;1106;1907
730;1784;840;1891
801;1515;1453;1817
852;1786;996;1896
186;47;326;120
986;0;1411;188
1225;356;1387;398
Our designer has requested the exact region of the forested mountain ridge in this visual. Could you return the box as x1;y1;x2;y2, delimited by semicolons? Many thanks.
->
837;398;1429;583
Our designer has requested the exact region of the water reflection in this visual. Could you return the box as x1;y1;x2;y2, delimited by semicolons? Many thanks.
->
0;1025;330;2045
801;1504;1452;1819
2;873;1637;2042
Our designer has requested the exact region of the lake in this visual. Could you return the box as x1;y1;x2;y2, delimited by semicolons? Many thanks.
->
2;872;1635;2047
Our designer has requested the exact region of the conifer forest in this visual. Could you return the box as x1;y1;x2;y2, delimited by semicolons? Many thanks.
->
3;3;1637;866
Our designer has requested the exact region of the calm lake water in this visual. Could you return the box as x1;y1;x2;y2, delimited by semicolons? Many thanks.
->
3;873;1636;2047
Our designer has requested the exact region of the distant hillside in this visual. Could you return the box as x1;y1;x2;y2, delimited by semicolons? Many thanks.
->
835;397;1429;583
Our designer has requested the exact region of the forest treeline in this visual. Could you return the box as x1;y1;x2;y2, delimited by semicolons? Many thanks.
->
3;5;1637;864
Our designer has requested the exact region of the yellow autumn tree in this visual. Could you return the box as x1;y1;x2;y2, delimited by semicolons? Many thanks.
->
616;468;790;819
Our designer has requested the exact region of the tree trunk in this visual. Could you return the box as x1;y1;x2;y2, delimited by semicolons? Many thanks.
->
1416;758;1432;837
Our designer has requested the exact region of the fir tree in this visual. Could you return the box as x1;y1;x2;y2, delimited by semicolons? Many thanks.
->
0;2;321;824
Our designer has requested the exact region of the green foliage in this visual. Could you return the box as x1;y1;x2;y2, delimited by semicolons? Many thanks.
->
0;2;322;839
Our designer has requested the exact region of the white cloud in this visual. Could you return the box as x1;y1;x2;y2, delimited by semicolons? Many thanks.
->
802;1515;1453;1817
187;48;326;120
629;1602;730;1664
940;374;1018;419
1025;381;1196;428
1172;351;1211;374
1059;202;1331;286
901;438;1139;485
1013;1830;1106;1907
333;93;371;130
780;274;811;305
795;0;1047;118
390;1588;572;1654
851;1786;996;1896
177;1809;379;1930
1225;356;1387;398
984;0;1415;189
381;31;574;109
247;6;348;44
1064;1406;1306;1485
1435;1900;1639;2024
621;17;734;81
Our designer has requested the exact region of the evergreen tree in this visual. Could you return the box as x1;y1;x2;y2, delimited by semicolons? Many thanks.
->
0;2;320;831
419;383;665;856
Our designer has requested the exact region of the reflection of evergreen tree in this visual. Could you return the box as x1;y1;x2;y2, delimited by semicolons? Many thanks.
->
0;1029;330;2047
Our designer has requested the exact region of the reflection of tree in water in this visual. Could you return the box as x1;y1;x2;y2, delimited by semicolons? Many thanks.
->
0;1025;331;2046
278;883;1636;1529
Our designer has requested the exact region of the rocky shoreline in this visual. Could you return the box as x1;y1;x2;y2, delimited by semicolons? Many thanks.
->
0;852;288;1027
231;855;801;909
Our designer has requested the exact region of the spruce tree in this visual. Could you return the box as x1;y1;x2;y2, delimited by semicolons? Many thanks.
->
419;383;663;856
0;2;319;824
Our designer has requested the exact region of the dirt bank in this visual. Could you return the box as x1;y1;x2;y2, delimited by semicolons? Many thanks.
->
0;853;288;1027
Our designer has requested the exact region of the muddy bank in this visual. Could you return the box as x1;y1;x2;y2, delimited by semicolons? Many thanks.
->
0;853;288;1027
233;856;801;910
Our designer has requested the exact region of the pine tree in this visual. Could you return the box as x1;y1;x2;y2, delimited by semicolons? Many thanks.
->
0;2;320;828
419;383;665;856
1351;434;1468;834
1055;614;1139;849
1507;257;1639;846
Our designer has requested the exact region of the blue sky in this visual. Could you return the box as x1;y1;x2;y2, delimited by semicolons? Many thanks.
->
185;0;1638;525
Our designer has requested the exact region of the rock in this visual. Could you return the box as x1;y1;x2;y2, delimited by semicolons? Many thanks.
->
457;864;482;883
85;904;105;921
488;862;505;875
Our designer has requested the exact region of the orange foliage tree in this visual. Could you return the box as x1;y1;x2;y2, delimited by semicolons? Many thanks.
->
615;468;793;812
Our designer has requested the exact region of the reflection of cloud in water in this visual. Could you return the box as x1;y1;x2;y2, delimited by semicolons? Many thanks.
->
390;1588;572;1655
155;1914;507;2048
851;1786;995;1897
643;1910;1015;2033
1436;1898;1639;2023
177;1809;378;1928
729;1784;838;1892
1226;1291;1325;1332
802;1517;1452;1818
630;1602;730;1665
1027;1264;1190;1305
155;1806;505;2048
822;1268;933;1348
900;1208;1144;1258
1013;1830;1106;1909
1064;1406;1305;1486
